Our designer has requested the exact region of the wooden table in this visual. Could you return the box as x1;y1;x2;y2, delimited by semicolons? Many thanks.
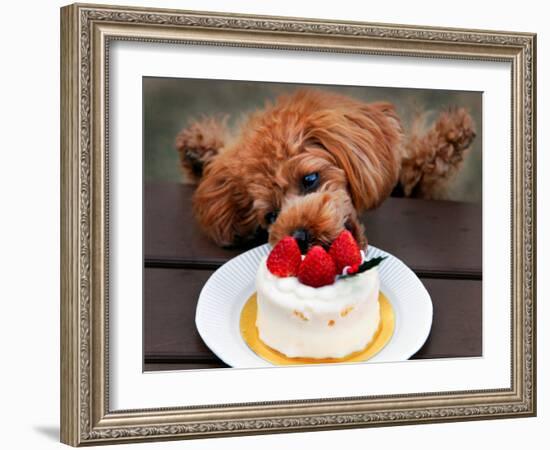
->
144;182;482;371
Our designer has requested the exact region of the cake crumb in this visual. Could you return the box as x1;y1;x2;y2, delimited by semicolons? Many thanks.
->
293;310;308;321
340;306;354;317
328;320;335;327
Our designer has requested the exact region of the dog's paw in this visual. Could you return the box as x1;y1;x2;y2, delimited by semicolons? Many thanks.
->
434;107;477;163
175;116;229;183
400;107;477;199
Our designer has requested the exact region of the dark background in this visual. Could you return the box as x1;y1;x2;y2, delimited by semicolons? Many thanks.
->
143;77;482;203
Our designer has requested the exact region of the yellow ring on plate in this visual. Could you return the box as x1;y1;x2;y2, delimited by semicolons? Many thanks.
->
240;292;395;365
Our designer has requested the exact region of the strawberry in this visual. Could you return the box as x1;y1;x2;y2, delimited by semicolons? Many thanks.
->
328;230;362;274
266;236;302;277
297;245;337;287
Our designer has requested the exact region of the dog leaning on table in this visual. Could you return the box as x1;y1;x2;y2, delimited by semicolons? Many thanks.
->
175;89;476;253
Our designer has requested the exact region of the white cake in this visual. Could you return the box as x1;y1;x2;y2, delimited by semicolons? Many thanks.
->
255;255;381;359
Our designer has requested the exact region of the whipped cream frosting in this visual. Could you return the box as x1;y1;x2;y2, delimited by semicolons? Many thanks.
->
255;255;380;359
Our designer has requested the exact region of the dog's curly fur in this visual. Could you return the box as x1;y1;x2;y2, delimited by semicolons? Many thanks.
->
176;89;476;250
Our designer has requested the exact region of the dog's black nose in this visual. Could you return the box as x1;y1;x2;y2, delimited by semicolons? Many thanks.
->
292;228;311;254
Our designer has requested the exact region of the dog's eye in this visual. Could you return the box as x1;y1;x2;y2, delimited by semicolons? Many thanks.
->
264;211;278;225
301;172;320;192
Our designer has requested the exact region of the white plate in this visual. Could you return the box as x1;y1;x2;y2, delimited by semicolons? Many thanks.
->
195;244;432;368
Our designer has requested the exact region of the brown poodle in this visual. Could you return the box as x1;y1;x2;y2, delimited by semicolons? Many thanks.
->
176;89;476;252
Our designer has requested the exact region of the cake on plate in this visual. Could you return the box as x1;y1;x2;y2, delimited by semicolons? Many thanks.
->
255;231;385;359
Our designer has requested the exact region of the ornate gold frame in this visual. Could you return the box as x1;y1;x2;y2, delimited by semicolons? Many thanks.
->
60;3;536;446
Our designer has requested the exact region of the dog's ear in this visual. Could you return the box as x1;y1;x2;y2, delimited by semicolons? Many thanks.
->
307;101;403;209
176;116;230;184
192;155;256;247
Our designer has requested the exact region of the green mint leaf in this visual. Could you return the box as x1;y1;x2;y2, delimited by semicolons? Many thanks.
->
357;256;387;272
338;255;387;279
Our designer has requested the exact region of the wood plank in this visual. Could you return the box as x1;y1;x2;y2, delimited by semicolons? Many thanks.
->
144;183;245;267
144;268;482;369
144;269;214;358
411;278;482;360
361;199;482;278
144;182;481;277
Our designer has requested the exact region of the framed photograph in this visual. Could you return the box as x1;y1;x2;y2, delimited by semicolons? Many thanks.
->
60;3;536;446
